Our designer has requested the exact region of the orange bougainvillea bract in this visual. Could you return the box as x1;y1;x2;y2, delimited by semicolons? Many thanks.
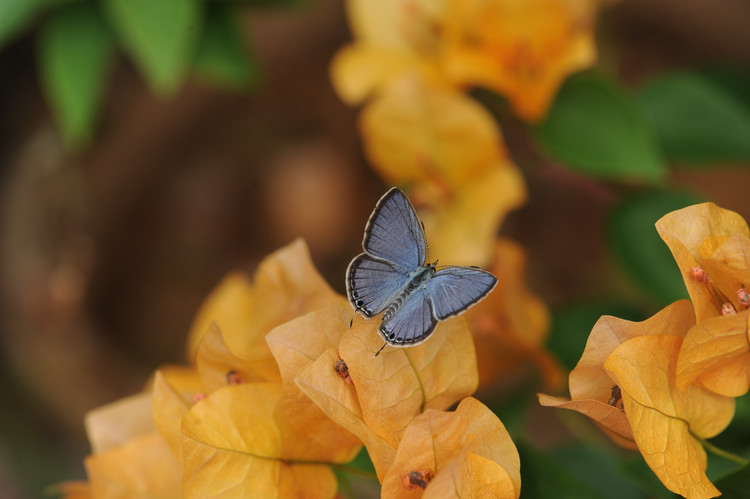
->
71;238;522;497
467;238;562;390
656;202;750;397
540;299;735;499
442;0;598;122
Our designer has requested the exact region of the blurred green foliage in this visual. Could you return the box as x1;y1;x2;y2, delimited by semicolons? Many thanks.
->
38;3;113;145
608;190;700;305
549;301;645;371
103;0;203;95
194;5;260;89
0;0;299;148
638;72;750;164
536;72;666;184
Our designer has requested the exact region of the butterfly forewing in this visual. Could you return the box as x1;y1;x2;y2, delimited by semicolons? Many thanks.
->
380;288;437;345
425;267;497;320
363;188;426;269
346;254;409;317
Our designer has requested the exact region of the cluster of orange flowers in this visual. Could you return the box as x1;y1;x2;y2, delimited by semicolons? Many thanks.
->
63;204;750;498
334;0;598;122
332;0;602;393
541;202;750;499
333;0;599;266
63;240;524;497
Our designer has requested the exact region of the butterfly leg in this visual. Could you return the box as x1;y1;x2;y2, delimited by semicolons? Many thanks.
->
374;343;388;357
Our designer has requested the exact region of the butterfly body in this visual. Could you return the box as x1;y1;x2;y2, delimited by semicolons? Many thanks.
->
347;188;497;348
380;263;435;324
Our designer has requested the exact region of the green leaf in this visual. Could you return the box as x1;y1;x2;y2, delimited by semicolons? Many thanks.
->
638;72;750;165
0;0;85;48
732;391;750;431
549;302;645;370
536;73;666;184
0;0;43;48
517;442;603;499
104;0;202;95
332;447;379;499
713;465;750;498
38;3;114;147
193;5;259;90
706;392;750;458
700;67;750;110
551;444;650;499
608;190;702;305
203;0;306;6
619;457;676;499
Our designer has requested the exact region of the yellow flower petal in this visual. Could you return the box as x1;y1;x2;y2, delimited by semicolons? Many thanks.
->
568;300;694;402
295;347;398;480
423;451;516;499
187;239;342;381
703;233;750;287
655;202;750;322
331;44;438;105
346;0;446;50
442;0;597;122
340;315;478;449
468;239;561;389
194;322;268;391
186;271;254;360
85;432;182;499
539;300;695;449
676;312;750;397
152;368;200;461
537;394;635;448
605;335;735;499
181;383;337;498
359;80;507;190
332;0;449;104
381;397;520;498
84;391;154;455
265;302;363;463
416;164;526;266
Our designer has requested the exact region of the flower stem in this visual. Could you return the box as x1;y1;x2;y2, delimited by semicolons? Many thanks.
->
696;436;749;465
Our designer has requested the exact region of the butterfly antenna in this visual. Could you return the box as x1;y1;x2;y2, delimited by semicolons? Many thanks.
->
374;343;388;357
421;220;432;264
349;312;355;329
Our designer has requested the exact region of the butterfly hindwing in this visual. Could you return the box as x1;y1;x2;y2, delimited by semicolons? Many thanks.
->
425;267;497;320
362;187;426;270
346;253;409;317
379;288;438;345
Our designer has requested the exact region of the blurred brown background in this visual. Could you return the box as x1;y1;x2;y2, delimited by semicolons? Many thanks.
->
1;0;750;497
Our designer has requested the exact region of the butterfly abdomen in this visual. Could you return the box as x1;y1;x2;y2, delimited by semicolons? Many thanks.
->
382;265;433;323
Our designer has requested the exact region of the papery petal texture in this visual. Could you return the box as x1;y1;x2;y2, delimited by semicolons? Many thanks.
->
656;202;750;322
676;312;750;397
605;335;734;499
181;383;337;499
442;0;597;121
381;397;520;498
340;315;478;449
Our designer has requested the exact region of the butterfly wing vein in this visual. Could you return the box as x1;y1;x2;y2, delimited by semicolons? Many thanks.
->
427;268;497;320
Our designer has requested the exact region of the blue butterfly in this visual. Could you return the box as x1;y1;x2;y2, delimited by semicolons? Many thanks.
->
346;187;498;354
